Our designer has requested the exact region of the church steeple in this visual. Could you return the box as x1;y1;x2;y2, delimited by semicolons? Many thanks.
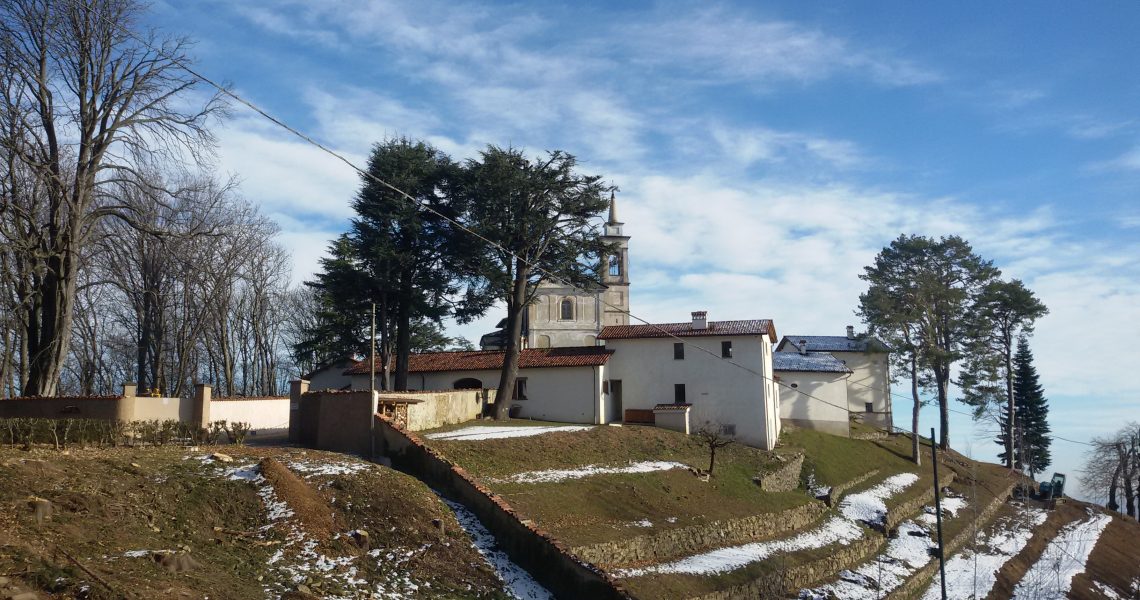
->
604;190;623;237
600;190;630;327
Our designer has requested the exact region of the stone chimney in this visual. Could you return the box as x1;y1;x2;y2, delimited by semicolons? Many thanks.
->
798;340;809;355
122;382;137;398
691;311;708;330
846;325;855;340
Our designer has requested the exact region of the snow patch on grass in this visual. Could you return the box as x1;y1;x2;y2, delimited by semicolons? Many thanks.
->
1012;510;1113;599
439;496;553;599
286;459;371;478
920;507;1047;600
917;495;968;525
424;425;592;441
839;473;919;526
802;498;970;599
615;471;922;579
505;460;687;483
122;549;173;558
805;470;831;499
619;516;864;577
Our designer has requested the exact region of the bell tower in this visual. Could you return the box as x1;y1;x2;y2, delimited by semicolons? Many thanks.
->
601;191;630;326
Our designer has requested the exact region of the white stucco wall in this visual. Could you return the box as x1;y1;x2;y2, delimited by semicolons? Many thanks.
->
308;364;354;392
353;365;609;425
603;335;777;450
777;371;850;437
130;396;192;422
831;350;892;426
211;398;292;430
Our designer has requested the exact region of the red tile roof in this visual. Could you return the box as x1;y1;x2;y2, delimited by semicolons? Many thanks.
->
599;319;777;342
344;346;614;375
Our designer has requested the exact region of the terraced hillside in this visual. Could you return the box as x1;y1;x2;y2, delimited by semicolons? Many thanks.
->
0;445;514;599
421;420;1136;600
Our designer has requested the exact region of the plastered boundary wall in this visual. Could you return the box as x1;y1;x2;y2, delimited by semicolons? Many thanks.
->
0;384;280;429
0;394;188;422
375;415;634;600
210;397;290;430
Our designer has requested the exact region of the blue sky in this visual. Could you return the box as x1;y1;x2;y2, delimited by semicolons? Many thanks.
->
148;1;1139;497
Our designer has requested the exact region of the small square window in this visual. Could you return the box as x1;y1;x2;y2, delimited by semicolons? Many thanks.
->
865;402;873;413
674;383;686;404
720;424;736;436
673;343;685;360
514;378;528;400
721;340;732;358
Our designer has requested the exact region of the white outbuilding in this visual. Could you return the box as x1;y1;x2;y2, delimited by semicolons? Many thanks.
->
599;312;781;451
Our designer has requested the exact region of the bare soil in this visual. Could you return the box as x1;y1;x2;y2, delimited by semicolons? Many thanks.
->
1070;514;1140;600
0;444;507;599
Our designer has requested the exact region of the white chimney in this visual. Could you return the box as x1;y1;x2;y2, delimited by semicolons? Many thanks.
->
798;339;808;355
691;311;708;330
846;325;855;340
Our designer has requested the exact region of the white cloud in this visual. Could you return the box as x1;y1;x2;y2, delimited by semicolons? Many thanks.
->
1088;145;1140;172
623;9;940;88
709;124;867;170
1066;116;1134;140
216;116;360;221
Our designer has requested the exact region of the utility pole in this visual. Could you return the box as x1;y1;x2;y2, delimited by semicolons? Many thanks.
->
930;427;948;600
370;302;376;458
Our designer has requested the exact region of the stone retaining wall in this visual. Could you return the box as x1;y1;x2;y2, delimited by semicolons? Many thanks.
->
883;472;956;533
573;500;828;568
824;468;881;507
757;452;804;493
884;478;1019;600
689;534;885;600
374;415;633;600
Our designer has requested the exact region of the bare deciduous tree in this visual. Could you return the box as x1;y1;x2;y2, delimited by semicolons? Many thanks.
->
0;0;224;395
1082;422;1139;517
695;422;735;476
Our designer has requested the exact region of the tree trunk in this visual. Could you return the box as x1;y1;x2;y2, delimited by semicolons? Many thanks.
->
394;272;413;391
935;364;950;451
1107;460;1121;512
378;296;391;392
910;354;921;466
494;268;529;420
708;445;718;475
1121;444;1137;518
1004;344;1016;469
25;248;79;397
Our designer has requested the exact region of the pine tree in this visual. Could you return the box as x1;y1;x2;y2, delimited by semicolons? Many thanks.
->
1010;337;1051;477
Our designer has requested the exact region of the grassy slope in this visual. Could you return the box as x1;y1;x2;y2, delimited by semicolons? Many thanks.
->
426;423;1032;600
428;425;808;547
0;445;504;599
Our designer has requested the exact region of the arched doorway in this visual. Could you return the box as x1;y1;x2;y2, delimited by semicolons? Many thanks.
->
453;377;483;390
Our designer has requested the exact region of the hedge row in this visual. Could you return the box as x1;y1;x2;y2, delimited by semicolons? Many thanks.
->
0;418;253;450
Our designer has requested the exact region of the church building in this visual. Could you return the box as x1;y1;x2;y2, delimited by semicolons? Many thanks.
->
480;192;631;349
